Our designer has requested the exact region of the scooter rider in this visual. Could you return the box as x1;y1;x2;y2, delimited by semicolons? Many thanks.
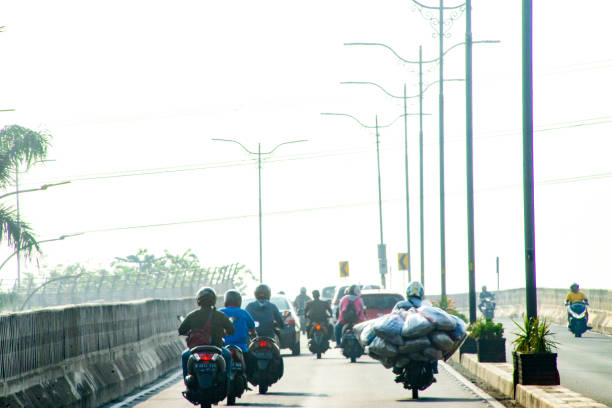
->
304;289;333;337
478;285;495;315
245;284;287;338
220;289;257;352
178;287;235;382
294;287;311;334
334;284;366;346
565;283;590;326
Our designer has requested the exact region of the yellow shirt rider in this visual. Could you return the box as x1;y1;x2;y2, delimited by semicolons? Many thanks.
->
565;283;588;305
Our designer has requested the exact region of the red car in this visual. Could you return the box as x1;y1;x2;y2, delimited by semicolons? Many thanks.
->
360;289;405;320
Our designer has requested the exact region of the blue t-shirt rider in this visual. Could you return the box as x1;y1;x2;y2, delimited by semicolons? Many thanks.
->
219;289;256;352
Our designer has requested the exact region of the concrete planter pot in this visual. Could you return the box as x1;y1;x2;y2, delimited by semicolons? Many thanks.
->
460;337;477;354
477;338;506;362
512;351;560;386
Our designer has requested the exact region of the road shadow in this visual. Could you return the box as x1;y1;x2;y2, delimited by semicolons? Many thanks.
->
236;403;302;407
265;392;329;397
398;397;480;403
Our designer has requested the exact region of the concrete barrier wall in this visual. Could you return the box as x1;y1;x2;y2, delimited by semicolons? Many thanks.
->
0;298;196;408
447;287;612;334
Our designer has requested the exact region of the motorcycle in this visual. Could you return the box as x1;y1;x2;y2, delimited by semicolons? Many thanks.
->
479;296;496;319
247;336;284;394
182;345;228;408
225;345;248;405
567;301;589;337
394;361;437;400
308;322;330;359
340;324;363;363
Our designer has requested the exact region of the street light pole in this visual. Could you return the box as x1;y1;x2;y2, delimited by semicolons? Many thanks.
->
212;138;307;283
258;143;263;283
419;45;425;286
375;116;387;288
403;84;412;282
438;0;448;305
465;0;477;324
522;0;537;320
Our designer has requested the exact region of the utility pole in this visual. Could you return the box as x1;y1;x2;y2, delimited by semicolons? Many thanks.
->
15;163;21;288
439;0;447;304
375;116;387;288
419;45;425;286
403;84;412;282
522;0;537;320
258;143;263;283
466;0;477;324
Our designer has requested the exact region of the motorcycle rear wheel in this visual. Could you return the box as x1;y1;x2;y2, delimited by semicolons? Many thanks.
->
350;356;356;363
412;389;418;399
317;352;321;359
227;394;236;405
259;384;268;394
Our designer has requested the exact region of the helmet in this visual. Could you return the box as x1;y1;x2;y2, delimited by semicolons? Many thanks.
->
196;287;217;307
482;285;487;291
570;283;579;291
348;284;361;296
224;289;242;307
254;284;271;301
406;281;424;299
312;290;320;299
300;287;307;294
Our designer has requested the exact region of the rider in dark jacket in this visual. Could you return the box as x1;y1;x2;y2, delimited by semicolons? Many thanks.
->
178;287;235;381
245;284;286;338
304;289;332;337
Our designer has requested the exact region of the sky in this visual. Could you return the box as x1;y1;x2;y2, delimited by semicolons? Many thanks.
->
1;0;611;298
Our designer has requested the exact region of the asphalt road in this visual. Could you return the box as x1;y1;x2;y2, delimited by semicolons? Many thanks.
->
498;317;612;406
129;338;504;408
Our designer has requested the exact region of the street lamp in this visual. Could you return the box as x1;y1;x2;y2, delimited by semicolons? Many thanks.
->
345;38;498;304
340;78;463;284
212;138;307;283
321;112;420;288
0;233;84;273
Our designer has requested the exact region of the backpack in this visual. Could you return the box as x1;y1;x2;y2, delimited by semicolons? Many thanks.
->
186;311;214;348
342;299;359;324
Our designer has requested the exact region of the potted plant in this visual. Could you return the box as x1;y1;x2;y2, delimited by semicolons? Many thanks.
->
512;316;560;386
460;321;478;355
469;318;506;362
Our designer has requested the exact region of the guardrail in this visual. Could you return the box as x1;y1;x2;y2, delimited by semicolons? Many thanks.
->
446;287;612;334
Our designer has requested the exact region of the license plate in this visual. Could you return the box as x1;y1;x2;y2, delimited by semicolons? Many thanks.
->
254;352;272;359
195;362;217;371
232;363;243;371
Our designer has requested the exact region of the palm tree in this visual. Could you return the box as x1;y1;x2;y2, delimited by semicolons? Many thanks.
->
0;124;51;259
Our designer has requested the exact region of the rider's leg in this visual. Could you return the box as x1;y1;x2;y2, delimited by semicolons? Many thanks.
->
181;348;190;381
334;322;343;345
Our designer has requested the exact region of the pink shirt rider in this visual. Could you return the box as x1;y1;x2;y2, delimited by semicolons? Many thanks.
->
338;295;366;324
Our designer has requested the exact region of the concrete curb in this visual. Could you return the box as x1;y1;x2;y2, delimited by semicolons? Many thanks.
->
451;352;609;408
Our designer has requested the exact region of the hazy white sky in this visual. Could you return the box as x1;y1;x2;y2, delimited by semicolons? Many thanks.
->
1;0;611;296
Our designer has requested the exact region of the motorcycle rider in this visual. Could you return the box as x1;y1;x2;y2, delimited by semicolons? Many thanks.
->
393;281;426;311
220;289;257;352
565;283;590;327
294;287;311;334
245;284;287;339
478;285;495;316
334;284;366;347
392;281;438;376
304;289;333;338
178;287;235;382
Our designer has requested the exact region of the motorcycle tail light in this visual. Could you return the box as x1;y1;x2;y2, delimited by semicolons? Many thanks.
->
259;340;268;348
315;324;321;330
285;316;296;325
230;349;235;355
197;353;214;361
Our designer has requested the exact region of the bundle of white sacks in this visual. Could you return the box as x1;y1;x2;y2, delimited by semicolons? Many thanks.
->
352;305;467;369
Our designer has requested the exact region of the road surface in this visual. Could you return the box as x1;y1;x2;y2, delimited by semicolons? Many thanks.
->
127;339;504;408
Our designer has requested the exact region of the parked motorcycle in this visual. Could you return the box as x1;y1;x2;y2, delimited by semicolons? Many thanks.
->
308;322;330;359
567;301;589;337
479;296;496;319
182;346;228;408
247;336;284;394
340;325;363;363
225;345;248;405
394;361;437;399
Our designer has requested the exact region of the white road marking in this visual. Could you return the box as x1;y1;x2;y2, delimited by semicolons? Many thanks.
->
106;370;183;408
440;361;507;408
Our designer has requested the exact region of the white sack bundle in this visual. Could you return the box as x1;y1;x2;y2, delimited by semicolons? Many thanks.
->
417;306;457;331
397;336;431;353
401;310;435;339
367;336;399;358
373;313;405;346
429;331;456;352
353;319;377;347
